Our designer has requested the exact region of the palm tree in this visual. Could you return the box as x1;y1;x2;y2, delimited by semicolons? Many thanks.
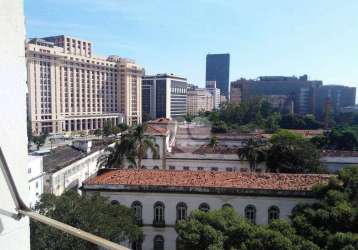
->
208;136;219;148
97;124;158;169
237;138;267;172
130;124;158;169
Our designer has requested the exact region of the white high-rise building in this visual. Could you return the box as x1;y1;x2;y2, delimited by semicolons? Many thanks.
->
26;35;143;135
206;81;220;109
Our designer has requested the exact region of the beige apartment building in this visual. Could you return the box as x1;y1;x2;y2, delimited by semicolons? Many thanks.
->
187;88;213;116
26;35;142;135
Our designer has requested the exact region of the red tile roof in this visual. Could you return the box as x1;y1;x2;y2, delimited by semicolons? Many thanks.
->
148;118;171;124
145;124;168;135
84;169;331;192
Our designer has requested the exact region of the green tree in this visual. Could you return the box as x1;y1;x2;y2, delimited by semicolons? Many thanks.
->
130;124;158;168
32;134;47;150
237;138;267;172
266;130;323;173
211;121;228;133
30;190;142;250
209;136;219;148
290;167;358;249
176;207;319;250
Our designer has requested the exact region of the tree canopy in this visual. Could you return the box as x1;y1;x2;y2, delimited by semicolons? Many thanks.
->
30;190;142;250
266;130;323;173
176;167;358;250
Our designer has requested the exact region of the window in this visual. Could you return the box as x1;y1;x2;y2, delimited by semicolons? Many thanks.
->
153;166;159;170
199;203;210;212
183;166;189;171
211;167;218;171
176;202;187;221
197;167;204;171
131;241;142;250
153;235;164;250
131;201;143;224
222;203;232;209
226;167;233;172
245;205;256;224
111;200;119;205
153;201;165;226
268;206;280;223
169;165;176;170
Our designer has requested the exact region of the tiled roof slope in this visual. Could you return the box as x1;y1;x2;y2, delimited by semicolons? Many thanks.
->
84;170;332;192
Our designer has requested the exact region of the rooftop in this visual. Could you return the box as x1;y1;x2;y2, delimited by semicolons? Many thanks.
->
43;140;111;173
321;150;358;157
83;169;332;197
145;124;168;136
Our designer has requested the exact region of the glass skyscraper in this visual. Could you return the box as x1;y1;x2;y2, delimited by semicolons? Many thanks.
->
206;53;230;99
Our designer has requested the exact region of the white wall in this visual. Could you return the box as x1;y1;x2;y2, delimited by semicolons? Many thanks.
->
0;0;30;249
47;149;104;195
28;156;44;207
96;191;315;250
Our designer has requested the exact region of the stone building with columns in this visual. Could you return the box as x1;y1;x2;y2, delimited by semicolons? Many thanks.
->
26;35;143;135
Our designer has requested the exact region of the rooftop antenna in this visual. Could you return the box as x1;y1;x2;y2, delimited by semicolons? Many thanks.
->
0;147;129;250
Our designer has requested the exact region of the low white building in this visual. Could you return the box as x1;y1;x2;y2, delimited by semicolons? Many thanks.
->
320;150;358;172
42;140;112;195
27;155;44;207
83;169;330;250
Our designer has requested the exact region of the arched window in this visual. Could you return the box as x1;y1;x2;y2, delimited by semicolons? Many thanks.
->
153;235;164;250
268;206;280;223
131;240;142;250
222;203;232;209
153;165;159;170
131;201;143;224
199;203;210;212
153;202;165;226
176;202;187;221
245;205;256;224
111;200;119;205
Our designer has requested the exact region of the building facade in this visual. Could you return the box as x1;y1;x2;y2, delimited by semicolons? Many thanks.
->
206;54;230;100
187;88;213;116
27;155;44;207
26;35;143;135
83;170;330;250
142;74;187;120
0;1;30;248
315;85;356;119
230;75;322;115
205;81;221;109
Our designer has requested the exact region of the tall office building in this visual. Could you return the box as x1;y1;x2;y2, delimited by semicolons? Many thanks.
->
206;53;230;99
142;74;187;120
26;35;143;135
206;81;221;109
315;85;356;118
230;75;322;115
187;88;213;116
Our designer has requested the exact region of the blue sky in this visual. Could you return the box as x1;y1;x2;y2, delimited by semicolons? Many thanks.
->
25;0;358;88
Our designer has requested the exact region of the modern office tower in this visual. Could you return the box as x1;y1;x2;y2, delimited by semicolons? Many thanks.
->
142;74;187;120
230;75;322;115
187;88;214;116
26;35;143;135
315;85;356;118
206;53;230;99
206;81;221;109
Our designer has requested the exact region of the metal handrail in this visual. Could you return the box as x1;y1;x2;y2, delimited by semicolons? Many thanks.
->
0;147;129;250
